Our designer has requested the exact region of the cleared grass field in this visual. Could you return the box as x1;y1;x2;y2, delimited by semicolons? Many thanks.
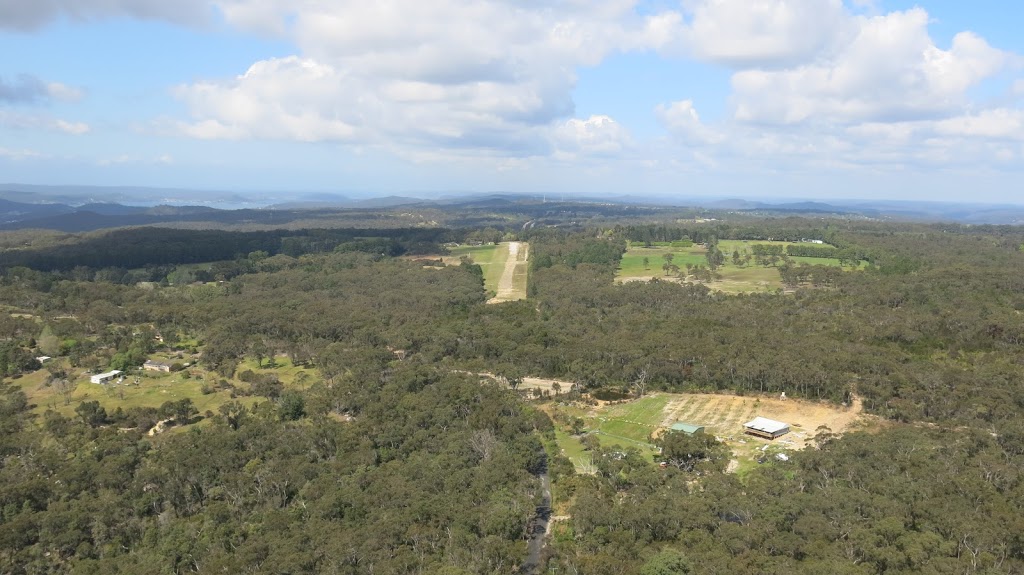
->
445;244;508;293
617;239;863;294
15;355;317;421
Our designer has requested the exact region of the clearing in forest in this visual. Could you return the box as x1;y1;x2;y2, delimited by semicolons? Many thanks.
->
15;355;318;423
659;391;873;474
616;239;863;294
441;242;529;302
487;240;532;302
546;386;874;474
487;242;529;303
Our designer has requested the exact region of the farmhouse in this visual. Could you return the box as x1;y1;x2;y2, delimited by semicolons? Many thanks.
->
743;416;790;440
143;359;172;372
90;370;123;384
670;422;705;435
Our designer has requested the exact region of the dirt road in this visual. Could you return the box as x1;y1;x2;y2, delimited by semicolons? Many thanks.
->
521;455;550;574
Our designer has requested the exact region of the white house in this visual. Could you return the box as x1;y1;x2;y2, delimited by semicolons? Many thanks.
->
143;360;172;372
90;370;123;384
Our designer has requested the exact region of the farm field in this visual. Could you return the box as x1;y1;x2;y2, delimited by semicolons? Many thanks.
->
547;388;873;475
617;239;863;294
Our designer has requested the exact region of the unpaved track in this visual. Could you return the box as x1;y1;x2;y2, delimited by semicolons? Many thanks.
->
488;242;528;303
521;456;550;574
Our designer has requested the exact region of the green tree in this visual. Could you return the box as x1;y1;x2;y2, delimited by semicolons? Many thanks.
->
75;400;108;427
640;549;693;575
657;430;727;473
278;391;306;421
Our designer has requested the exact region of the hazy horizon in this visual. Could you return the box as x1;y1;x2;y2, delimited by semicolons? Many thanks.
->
2;1;1023;203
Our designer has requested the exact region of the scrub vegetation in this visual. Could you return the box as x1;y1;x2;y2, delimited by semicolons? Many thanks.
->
1;212;1024;574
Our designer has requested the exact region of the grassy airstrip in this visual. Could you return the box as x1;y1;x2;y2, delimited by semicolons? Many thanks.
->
446;244;509;291
444;242;529;302
617;240;864;294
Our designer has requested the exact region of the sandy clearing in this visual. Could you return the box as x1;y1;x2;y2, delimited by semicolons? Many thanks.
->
473;372;574;397
660;391;869;449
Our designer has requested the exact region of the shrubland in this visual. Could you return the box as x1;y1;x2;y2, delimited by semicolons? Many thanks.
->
0;217;1023;573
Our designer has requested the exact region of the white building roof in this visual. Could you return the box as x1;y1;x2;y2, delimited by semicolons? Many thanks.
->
91;370;123;380
744;416;789;434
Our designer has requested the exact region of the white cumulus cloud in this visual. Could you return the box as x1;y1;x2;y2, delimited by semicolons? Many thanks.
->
173;0;667;157
730;9;1009;125
656;100;724;145
670;0;851;67
553;115;632;158
0;0;210;30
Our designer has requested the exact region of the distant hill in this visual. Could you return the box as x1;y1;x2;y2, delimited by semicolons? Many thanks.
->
1;184;1023;227
0;198;74;223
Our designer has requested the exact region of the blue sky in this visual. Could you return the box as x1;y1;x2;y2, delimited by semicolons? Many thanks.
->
1;0;1022;202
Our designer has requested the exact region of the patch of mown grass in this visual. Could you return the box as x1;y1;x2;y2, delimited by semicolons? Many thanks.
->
17;354;320;421
448;244;508;293
585;394;669;459
21;369;237;419
603;394;670;426
618;238;864;293
554;429;590;472
234;356;319;388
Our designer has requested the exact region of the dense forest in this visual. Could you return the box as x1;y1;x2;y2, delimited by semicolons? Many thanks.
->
1;214;1024;573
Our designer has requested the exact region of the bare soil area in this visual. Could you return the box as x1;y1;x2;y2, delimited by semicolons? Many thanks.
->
659;392;868;449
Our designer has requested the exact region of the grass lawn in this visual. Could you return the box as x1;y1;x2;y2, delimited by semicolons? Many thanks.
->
553;429;591;472
18;368;240;419
234;356;319;389
589;394;669;460
16;354;319;421
447;244;509;295
618;239;864;293
619;245;706;278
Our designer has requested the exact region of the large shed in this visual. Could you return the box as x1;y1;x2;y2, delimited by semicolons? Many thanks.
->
90;370;122;384
670;422;705;435
743;417;790;440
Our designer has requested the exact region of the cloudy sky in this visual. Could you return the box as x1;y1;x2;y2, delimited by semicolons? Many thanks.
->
1;0;1022;202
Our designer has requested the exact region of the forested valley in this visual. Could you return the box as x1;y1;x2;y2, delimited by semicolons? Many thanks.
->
1;215;1024;574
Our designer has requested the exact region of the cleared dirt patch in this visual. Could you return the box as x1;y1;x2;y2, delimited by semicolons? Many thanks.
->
660;392;867;449
660;391;876;474
540;382;875;474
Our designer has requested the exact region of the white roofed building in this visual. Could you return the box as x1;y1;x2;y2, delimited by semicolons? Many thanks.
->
90;370;123;384
743;416;790;440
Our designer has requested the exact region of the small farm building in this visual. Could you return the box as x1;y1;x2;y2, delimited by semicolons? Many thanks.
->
90;370;123;384
143;360;172;372
743;417;790;439
670;422;705;435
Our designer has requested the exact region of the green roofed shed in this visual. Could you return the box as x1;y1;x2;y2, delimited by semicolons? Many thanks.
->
670;423;705;434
